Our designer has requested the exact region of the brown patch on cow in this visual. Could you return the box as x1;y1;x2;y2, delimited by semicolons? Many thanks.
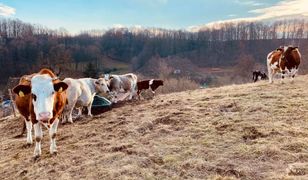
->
51;133;57;139
35;137;41;142
269;50;283;70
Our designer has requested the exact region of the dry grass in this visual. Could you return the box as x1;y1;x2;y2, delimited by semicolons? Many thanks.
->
157;77;200;94
0;75;308;179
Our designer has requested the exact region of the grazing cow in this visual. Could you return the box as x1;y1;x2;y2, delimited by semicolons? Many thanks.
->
61;78;109;123
137;79;164;98
252;71;267;82
105;73;138;103
267;46;301;83
12;69;68;158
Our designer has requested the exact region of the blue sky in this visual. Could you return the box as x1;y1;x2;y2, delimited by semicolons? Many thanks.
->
0;0;307;34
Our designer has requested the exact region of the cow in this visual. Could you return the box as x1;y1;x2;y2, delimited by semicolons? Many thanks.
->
267;46;301;84
12;69;68;158
61;78;109;124
252;70;267;82
137;79;164;98
104;73;138;103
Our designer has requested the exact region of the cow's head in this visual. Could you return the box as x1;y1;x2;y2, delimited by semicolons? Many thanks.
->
276;47;284;52
156;80;164;86
13;74;68;122
94;78;110;93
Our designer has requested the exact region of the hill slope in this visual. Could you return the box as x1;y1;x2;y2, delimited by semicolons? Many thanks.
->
0;76;308;179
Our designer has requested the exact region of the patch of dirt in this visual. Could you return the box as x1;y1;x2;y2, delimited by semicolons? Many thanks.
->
242;127;266;141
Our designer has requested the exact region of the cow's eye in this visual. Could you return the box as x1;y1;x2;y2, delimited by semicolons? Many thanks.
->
95;81;99;85
32;94;37;101
52;91;55;95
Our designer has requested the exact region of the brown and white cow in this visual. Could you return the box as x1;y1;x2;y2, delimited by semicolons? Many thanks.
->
137;79;164;98
13;68;68;158
267;46;301;83
105;73;138;103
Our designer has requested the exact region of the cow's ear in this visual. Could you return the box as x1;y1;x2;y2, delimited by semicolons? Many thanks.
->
12;85;31;97
54;82;68;93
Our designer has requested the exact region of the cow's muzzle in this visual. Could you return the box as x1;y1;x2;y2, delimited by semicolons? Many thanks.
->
38;112;51;123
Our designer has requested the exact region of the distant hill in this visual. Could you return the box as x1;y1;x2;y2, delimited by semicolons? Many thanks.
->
1;18;308;87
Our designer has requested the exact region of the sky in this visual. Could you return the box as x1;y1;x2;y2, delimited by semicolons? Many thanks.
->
0;0;308;34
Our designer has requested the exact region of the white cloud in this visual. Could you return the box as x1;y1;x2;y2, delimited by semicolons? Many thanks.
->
249;0;308;18
190;0;308;31
228;14;238;17
0;3;15;17
132;0;168;6
235;0;264;6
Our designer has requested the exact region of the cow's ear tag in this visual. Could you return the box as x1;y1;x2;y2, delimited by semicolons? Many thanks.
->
19;91;25;97
58;87;63;93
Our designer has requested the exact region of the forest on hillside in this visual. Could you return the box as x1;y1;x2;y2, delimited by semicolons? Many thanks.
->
1;18;308;86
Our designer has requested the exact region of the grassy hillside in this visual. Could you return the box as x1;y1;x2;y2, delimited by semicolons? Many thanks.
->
0;76;308;179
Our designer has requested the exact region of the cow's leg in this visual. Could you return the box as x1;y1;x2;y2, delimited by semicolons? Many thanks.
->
87;104;93;117
33;123;42;157
67;100;78;123
49;119;59;155
112;91;118;103
77;107;82;117
291;68;298;83
25;119;33;145
87;95;94;117
281;70;286;84
268;66;274;84
61;109;67;124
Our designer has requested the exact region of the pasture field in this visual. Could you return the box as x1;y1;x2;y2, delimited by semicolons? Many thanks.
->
0;76;308;179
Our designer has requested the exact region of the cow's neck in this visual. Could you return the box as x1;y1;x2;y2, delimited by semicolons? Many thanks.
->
88;78;97;95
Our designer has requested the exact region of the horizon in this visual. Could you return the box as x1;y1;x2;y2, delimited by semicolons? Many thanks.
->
1;0;308;34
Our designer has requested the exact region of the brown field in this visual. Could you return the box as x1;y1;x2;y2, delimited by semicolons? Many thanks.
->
0;75;308;179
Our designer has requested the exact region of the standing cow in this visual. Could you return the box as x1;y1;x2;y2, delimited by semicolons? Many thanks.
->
137;79;164;98
61;78;109;123
252;70;267;82
12;69;68;158
267;46;301;83
105;73;138;103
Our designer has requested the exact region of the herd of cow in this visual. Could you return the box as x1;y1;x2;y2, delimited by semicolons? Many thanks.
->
12;70;163;158
9;45;301;159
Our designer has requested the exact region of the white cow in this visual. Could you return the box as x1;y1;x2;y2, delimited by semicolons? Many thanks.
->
61;78;109;123
105;73;138;103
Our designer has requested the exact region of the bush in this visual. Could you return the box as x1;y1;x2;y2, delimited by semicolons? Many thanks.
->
157;77;199;94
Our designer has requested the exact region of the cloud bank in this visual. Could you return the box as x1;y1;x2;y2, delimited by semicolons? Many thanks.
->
190;0;308;31
0;3;15;17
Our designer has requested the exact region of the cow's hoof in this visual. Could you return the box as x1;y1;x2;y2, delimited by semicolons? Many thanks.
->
22;143;32;148
32;155;41;162
50;151;58;156
14;134;24;138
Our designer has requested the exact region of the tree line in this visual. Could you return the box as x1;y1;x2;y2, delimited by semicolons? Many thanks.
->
0;18;308;85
